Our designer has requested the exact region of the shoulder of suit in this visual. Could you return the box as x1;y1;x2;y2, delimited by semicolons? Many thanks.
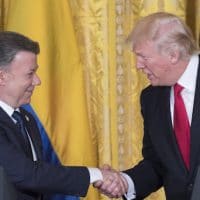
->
141;85;171;102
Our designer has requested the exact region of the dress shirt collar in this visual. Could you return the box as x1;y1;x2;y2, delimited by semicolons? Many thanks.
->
0;100;20;118
177;54;199;92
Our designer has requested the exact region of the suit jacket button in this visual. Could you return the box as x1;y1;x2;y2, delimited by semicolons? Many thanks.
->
188;183;193;191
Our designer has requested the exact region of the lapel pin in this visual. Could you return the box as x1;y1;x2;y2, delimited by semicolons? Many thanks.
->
25;115;30;122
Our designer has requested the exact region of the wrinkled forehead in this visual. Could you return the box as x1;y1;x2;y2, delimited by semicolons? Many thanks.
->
129;29;158;52
132;40;152;52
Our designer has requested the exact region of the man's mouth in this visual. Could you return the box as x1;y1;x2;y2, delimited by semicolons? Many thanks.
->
26;89;34;94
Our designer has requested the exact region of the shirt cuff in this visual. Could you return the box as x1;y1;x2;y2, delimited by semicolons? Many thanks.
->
121;172;136;199
88;167;103;183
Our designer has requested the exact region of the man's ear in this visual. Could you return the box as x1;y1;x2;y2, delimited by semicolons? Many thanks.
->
169;50;180;64
168;44;180;64
0;70;7;85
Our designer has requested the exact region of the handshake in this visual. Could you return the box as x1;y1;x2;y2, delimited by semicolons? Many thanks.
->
93;165;128;198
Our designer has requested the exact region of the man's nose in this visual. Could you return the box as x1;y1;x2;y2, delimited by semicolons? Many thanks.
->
33;73;41;86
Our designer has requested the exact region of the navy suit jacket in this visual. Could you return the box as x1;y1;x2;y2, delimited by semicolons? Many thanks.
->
0;107;90;200
124;55;200;200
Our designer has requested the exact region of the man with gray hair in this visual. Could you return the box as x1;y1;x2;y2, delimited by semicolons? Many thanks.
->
0;31;127;200
95;12;200;200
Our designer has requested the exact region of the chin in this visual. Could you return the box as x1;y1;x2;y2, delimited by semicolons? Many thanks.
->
150;82;158;86
23;99;31;105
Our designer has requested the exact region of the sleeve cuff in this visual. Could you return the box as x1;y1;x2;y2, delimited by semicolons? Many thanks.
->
88;167;103;183
121;172;136;199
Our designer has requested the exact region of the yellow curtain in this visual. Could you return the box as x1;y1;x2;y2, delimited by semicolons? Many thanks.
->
0;0;199;200
69;1;199;200
2;0;99;199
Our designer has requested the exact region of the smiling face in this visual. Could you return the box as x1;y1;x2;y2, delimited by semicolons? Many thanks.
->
0;51;41;108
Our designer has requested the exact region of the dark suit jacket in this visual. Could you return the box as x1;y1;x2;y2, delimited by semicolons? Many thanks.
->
124;55;200;200
0;107;90;200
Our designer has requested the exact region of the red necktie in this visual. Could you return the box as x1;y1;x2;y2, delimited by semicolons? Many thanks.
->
174;83;190;169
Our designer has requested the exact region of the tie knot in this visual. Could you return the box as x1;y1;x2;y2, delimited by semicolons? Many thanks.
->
12;111;23;123
174;83;183;95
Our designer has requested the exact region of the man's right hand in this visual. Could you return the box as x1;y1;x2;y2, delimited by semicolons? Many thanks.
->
94;165;128;198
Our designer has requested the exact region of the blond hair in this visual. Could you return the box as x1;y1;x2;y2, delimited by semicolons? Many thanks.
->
127;12;198;59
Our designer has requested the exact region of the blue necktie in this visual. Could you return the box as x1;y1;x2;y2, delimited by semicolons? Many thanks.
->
12;111;32;157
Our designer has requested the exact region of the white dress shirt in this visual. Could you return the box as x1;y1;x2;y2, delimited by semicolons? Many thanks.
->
170;54;199;125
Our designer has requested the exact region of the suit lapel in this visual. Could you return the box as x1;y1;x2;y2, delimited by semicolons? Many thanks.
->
159;87;187;172
0;107;29;154
20;108;43;161
0;107;43;160
190;55;200;173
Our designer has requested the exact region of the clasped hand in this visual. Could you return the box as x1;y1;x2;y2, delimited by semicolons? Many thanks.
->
94;165;128;198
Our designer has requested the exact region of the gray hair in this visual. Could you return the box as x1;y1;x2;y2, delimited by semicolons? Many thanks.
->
127;12;198;59
0;31;40;68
